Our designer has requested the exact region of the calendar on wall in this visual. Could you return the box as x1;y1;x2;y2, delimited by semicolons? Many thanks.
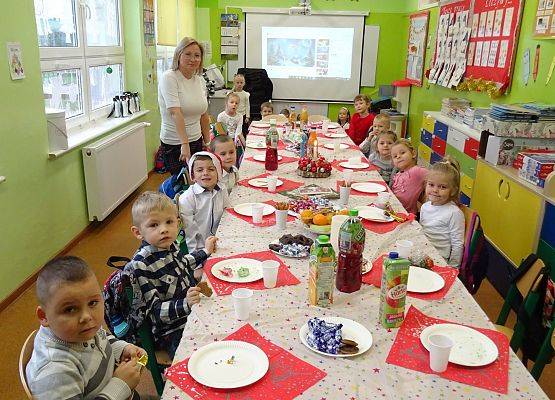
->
534;0;555;38
466;0;524;87
405;11;430;86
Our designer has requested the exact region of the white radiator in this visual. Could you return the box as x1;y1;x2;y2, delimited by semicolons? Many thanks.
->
82;122;150;221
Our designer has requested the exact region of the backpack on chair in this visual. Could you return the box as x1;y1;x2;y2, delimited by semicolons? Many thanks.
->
159;166;190;200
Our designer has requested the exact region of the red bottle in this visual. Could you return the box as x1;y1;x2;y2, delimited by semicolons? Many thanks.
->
336;209;365;293
265;118;279;172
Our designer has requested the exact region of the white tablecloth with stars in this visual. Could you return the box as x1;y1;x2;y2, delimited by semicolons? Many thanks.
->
162;132;548;400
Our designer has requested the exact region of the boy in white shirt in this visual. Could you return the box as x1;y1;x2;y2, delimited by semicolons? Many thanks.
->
210;135;239;193
232;73;250;132
178;152;230;252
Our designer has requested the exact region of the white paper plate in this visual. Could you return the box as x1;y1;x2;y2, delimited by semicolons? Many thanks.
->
339;161;370;170
355;206;394;223
211;258;263;283
251;121;270;128
248;177;284;188
188;340;269;389
233;202;276;217
325;132;348;138
246;141;266;149
299;316;373;357
362;258;372;275
351;182;387;194
408;266;445;293
420;324;499;367
323;143;349;150
252;153;283;162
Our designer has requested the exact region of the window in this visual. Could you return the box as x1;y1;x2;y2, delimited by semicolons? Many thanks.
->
34;0;124;130
156;45;175;81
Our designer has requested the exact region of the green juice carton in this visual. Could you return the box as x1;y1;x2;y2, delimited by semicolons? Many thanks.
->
378;252;410;328
309;235;336;308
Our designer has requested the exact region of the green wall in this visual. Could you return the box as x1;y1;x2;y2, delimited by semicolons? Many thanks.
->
408;4;555;140
0;0;160;302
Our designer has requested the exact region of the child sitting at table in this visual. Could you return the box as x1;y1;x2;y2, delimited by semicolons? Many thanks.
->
217;92;246;147
390;139;428;214
232;73;250;134
26;256;146;400
179;152;230;253
211;135;239;193
346;94;376;146
359;113;391;157
337;106;351;130
129;191;217;358
280;108;290;118
368;130;397;185
420;156;465;267
260;101;274;118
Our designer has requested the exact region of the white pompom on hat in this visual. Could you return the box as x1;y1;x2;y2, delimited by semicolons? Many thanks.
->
188;151;223;181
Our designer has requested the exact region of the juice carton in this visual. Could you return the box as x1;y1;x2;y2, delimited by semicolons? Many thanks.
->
378;252;410;328
309;235;336;307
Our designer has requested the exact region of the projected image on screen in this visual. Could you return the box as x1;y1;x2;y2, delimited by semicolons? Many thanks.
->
262;27;353;80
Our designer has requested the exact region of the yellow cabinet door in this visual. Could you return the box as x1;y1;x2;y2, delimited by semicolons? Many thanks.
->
473;161;543;266
460;173;474;198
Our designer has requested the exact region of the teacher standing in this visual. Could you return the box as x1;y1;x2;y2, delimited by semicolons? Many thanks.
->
158;37;211;176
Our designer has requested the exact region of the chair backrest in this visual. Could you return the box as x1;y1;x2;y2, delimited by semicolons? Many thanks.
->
19;330;37;400
261;114;287;124
517;259;546;297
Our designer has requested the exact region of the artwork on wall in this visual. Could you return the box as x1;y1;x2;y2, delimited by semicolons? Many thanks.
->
534;0;555;38
7;42;25;80
143;0;155;47
406;11;430;86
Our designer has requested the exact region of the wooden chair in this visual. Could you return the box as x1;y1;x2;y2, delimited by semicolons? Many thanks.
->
261;114;287;124
19;330;37;399
308;114;327;123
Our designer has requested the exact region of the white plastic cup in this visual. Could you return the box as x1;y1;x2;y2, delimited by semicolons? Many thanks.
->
252;204;265;224
396;239;414;259
322;118;330;134
275;209;288;229
348;156;361;165
262;260;280;288
343;170;354;186
428;334;454;373
232;288;253;320
267;175;278;193
333;139;341;154
375;192;390;208
339;185;351;206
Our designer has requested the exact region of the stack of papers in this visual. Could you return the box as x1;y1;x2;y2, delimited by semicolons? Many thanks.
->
441;98;472;120
489;104;540;122
521;103;555;121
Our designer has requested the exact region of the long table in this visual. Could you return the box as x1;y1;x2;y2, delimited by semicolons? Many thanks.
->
162;131;548;399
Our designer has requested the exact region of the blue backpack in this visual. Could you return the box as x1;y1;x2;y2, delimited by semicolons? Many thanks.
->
159;167;189;200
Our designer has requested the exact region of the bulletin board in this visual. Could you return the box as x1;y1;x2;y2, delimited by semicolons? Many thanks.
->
534;0;555;38
466;0;524;86
405;11;430;86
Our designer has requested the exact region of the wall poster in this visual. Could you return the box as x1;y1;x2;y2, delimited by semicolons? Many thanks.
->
406;11;430;86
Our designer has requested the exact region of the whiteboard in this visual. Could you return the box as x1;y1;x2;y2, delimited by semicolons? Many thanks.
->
361;25;380;87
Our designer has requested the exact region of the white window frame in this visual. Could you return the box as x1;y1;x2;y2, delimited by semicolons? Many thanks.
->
37;0;125;132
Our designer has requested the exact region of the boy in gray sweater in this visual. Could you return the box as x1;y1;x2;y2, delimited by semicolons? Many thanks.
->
26;256;146;400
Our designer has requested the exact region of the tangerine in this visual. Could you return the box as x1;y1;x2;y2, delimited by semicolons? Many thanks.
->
313;213;329;226
325;213;334;224
338;209;349;215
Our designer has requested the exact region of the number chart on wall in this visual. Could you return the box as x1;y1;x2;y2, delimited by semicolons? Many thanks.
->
466;0;524;87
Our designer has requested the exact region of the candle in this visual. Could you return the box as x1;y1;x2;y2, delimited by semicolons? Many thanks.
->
313;139;318;158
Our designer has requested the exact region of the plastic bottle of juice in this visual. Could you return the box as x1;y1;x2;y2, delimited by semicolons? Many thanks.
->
336;209;365;293
289;105;297;125
300;105;309;127
378;252;410;328
307;130;318;159
265;118;279;172
309;235;336;308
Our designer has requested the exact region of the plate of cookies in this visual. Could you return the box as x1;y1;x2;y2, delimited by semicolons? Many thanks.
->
268;234;314;258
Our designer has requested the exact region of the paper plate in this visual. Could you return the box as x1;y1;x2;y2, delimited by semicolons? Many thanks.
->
328;122;340;129
233;202;276;217
407;266;445;293
188;340;269;389
351;182;387;194
362;258;372;275
339;161;370;170
420;324;499;367
325;132;348;138
323;143;349;150
355;206;394;223
252;153;283;162
251;121;270;128
248;177;284;188
299;316;373;358
211;258;263;283
246;141;266;149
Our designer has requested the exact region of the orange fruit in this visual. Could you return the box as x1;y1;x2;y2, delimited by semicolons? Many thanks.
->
313;213;329;226
338;209;349;215
300;209;313;219
326;213;334;224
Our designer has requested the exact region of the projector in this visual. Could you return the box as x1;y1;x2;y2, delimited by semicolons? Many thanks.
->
289;6;311;15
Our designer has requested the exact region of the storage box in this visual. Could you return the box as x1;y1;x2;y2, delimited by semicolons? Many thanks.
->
484;136;555;166
483;115;555;138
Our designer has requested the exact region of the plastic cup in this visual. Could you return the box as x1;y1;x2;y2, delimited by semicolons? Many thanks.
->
396;240;414;259
333;139;341;154
348;156;361;165
262;260;280;288
339;185;351;206
428;334;454;373
267;175;278;193
275;209;288;229
343;170;353;186
322;118;330;134
252;204;265;224
375;192;390;208
232;288;253;320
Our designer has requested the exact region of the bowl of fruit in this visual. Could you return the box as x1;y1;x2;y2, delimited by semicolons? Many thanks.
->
297;156;332;178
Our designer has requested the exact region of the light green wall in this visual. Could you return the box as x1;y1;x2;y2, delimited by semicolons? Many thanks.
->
0;0;160;301
407;4;555;140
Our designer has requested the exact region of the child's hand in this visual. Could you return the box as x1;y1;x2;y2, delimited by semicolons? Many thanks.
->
120;344;146;362
186;286;202;306
113;358;142;390
205;236;218;255
367;127;375;138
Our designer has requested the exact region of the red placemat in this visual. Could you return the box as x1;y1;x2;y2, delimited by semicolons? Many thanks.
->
362;255;458;301
361;212;415;234
386;306;509;394
245;154;298;165
226;200;295;227
203;250;301;296
166;323;326;399
335;180;389;197
238;173;304;194
332;159;379;172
